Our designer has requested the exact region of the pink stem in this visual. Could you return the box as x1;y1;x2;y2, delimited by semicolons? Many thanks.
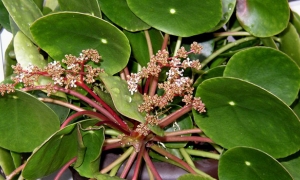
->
132;144;145;180
54;157;77;180
153;136;213;143
164;128;202;136
159;104;192;128
120;151;138;179
143;150;162;180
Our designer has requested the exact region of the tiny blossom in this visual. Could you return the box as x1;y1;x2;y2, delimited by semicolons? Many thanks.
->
169;57;181;67
0;84;15;96
45;83;57;96
145;114;158;126
153;49;169;65
146;61;161;77
192;97;206;113
138;94;160;112
176;47;188;58
135;123;149;136
81;49;101;63
127;73;141;95
182;94;193;105
166;67;184;81
190;42;203;54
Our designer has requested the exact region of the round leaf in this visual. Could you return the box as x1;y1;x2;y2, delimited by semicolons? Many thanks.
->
210;0;236;31
58;0;101;18
193;77;300;158
236;0;289;37
0;90;60;152
219;147;293;180
99;0;150;31
127;0;222;37
224;47;300;105
30;12;131;75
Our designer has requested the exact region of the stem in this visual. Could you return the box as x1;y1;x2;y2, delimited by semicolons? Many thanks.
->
214;31;250;37
102;141;123;151
150;144;196;174
38;97;85;111
159;104;192;128
132;144;145;180
104;138;121;144
185;149;220;160
143;150;162;180
54;157;77;180
78;82;130;132
173;36;182;56
144;30;154;57
105;129;122;136
260;37;278;49
145;164;155;180
6;163;26;180
109;162;122;177
164;128;202;136
161;33;169;50
179;148;195;168
120;151;138;179
201;36;257;68
100;146;134;174
153;136;213;143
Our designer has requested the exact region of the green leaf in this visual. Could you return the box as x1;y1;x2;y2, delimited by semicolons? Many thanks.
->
291;11;300;35
223;47;300;105
93;173;124;180
193;77;300;158
178;173;214;180
22;119;98;179
124;28;163;67
0;147;16;176
99;0;150;31
30;12;131;75
193;65;225;87
0;0;11;31
0;90;60;152
210;0;236;31
75;125;105;178
58;0;102;18
99;73;144;123
236;0;289;37
127;0;222;37
280;150;300;180
278;23;300;67
219;147;293;180
4;39;16;78
2;0;43;42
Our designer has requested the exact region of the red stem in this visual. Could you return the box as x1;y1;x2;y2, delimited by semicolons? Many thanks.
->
102;141;123;151
150;144;196;174
159;104;192;128
153;136;213;143
143;150;162;180
120;151;138;179
164;128;202;136
54;157;77;180
132;143;145;180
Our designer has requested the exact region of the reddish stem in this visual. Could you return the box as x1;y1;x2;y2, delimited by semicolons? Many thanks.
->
153;136;213;143
143;150;162;180
120;151;138;179
132;143;145;180
150;144;196;174
54;157;77;180
102;141;123;151
164;128;202;136
6;163;25;180
159;104;192;128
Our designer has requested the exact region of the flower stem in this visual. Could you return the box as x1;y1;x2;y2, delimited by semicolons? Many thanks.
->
54;157;77;180
38;97;85;111
132;143;145;180
143;150;162;180
185;149;220;160
100;146;134;174
120;151;138;178
6;163;25;180
159;104;192;128
150;144;196;174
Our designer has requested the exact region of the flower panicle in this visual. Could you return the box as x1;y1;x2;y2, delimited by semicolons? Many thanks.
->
0;49;103;96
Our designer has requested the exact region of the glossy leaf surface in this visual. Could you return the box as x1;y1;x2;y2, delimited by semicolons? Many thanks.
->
0;90;60;152
0;0;11;31
58;0;101;18
127;0;222;37
236;0;289;37
2;0;42;41
210;0;236;31
30;12;131;75
219;147;293;180
193;77;300;158
224;47;300;105
99;0;150;31
279;23;300;67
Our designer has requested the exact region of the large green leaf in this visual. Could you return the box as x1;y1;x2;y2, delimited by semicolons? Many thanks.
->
0;90;60;152
124;28;163;67
99;73;145;123
223;47;300;105
210;0;236;31
0;0;11;31
236;0;289;37
178;174;214;180
219;147;293;180
2;0;43;41
278;23;300;67
193;77;300;158
22;119;98;179
127;0;222;37
75;125;104;178
99;0;150;31
58;0;102;18
30;12;131;75
0;147;15;176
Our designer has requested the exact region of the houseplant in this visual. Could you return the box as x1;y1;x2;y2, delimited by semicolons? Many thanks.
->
0;0;300;179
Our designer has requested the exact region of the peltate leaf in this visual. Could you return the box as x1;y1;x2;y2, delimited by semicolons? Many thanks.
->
193;77;300;158
30;12;131;75
127;0;222;37
219;147;293;180
210;0;236;31
0;90;60;152
58;0;102;18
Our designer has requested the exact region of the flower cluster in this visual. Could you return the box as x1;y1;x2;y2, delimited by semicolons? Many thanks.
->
0;49;103;96
128;42;206;136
